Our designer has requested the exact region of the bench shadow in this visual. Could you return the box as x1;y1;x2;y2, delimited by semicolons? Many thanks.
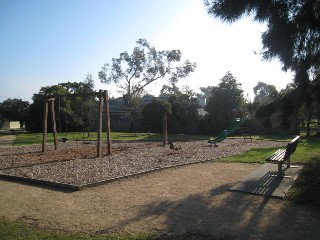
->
230;171;282;197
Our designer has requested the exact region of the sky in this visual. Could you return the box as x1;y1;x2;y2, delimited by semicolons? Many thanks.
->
0;0;294;103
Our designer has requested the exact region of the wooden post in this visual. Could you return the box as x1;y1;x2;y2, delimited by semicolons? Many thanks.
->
50;98;58;150
104;90;111;155
163;112;168;146
42;100;48;152
97;90;103;157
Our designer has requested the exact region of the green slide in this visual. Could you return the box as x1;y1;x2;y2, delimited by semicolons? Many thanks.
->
208;119;241;146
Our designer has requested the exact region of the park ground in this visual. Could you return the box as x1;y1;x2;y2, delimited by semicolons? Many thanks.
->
0;134;320;239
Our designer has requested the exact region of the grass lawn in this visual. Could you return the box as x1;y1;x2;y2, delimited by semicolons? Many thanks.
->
11;131;209;146
0;217;153;240
0;217;227;240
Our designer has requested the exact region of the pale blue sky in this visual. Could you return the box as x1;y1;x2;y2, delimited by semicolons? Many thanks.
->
0;0;293;102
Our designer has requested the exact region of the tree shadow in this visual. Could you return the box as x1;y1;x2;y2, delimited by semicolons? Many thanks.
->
288;157;320;206
96;179;320;239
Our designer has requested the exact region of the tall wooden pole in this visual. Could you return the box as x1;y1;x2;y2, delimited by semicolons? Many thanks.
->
104;90;111;155
97;90;103;157
50;98;58;150
42;100;48;152
163;112;168;146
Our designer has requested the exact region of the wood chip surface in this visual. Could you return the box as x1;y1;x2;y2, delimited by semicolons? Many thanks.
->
0;139;285;186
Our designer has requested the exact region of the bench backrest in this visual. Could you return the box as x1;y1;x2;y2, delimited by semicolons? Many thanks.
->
285;136;300;159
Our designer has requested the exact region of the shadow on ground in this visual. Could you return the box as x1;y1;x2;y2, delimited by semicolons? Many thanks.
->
97;180;320;240
287;156;320;206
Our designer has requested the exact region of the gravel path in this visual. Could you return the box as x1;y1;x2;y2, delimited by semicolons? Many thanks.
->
0;139;285;186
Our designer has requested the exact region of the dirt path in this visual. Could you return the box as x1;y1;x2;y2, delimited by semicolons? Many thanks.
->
0;134;16;148
1;162;319;239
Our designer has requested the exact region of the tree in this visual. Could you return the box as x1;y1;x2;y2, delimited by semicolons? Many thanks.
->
0;98;29;127
142;99;171;133
205;0;320;75
168;86;200;133
159;84;181;98
205;72;245;134
205;0;320;134
26;77;96;132
255;83;300;134
199;86;214;101
98;38;196;131
253;82;278;104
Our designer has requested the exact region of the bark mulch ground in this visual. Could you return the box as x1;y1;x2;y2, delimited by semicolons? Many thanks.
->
0;139;284;189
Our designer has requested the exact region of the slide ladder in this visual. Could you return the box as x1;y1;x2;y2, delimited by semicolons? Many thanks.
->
232;109;252;142
240;120;252;141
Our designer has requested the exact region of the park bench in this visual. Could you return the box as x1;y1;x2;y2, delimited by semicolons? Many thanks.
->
266;136;301;178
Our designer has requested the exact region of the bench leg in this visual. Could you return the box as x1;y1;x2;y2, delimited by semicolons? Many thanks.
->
277;163;283;178
287;156;291;168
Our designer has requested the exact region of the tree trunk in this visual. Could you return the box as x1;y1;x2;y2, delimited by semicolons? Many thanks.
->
306;109;314;137
163;112;168;146
128;112;134;133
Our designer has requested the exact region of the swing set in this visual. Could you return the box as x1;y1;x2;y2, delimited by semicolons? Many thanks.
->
42;89;111;157
57;93;96;143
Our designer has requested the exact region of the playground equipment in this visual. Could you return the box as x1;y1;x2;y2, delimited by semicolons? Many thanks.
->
208;109;252;146
232;109;252;141
208;118;241;146
42;89;111;157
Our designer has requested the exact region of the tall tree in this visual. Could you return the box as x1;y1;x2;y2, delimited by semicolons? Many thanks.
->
205;72;245;134
199;86;214;100
142;99;172;133
159;84;181;98
26;78;96;133
98;38;196;131
168;86;200;133
205;0;320;134
253;82;278;104
205;0;320;74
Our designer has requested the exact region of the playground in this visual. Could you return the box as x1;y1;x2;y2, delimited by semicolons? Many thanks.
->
1;99;319;238
0;138;284;189
1;135;320;239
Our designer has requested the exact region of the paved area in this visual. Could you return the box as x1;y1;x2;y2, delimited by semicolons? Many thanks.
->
0;134;16;148
230;163;302;198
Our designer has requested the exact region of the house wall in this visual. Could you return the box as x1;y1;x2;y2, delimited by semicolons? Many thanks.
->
1;121;20;129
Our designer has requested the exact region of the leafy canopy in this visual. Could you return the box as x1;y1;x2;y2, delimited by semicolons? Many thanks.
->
253;82;278;104
0;98;29;125
205;72;245;134
142;99;171;133
205;0;320;76
26;77;96;132
205;0;320;134
98;39;196;104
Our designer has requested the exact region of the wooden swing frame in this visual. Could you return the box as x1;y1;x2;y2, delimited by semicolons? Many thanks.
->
42;89;111;157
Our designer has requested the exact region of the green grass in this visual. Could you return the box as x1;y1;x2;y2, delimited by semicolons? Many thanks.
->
218;147;281;164
0;217;153;240
221;137;320;165
0;217;230;240
11;132;209;146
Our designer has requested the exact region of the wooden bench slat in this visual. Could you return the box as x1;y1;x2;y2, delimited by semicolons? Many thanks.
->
266;149;286;162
